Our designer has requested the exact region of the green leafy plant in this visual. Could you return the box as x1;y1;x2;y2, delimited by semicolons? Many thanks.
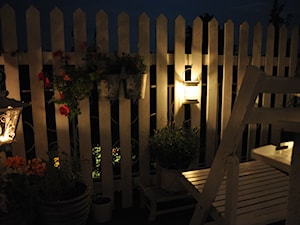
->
149;122;200;170
38;50;94;120
122;53;147;75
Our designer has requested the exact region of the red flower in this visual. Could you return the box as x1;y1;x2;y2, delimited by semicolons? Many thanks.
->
44;77;50;88
59;104;70;116
37;71;44;80
25;158;46;177
53;50;64;57
6;156;26;173
63;74;71;81
59;92;64;100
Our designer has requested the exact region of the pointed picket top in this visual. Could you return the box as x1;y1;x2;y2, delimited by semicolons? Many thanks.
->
224;19;234;26
139;12;149;21
51;6;63;16
97;9;108;18
118;11;129;21
26;5;40;18
240;20;249;30
157;13;167;24
1;3;15;16
74;8;86;18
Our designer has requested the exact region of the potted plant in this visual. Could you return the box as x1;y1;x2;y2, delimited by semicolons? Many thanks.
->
87;51;123;101
91;193;112;223
122;53;147;100
0;150;91;225
149;122;200;192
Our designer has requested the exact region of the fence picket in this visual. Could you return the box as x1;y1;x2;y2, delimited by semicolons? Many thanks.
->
50;7;71;159
138;13;151;185
0;5;26;157
118;12;133;208
260;24;275;145
206;18;219;166
0;6;298;208
96;10;114;201
221;19;234;138
156;14;168;129
174;15;185;124
73;8;93;192
26;6;48;160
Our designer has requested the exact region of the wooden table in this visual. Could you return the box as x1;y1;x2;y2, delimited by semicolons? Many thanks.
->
251;142;293;174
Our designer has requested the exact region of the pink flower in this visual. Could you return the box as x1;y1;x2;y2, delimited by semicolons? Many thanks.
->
59;104;70;116
37;71;44;80
44;77;50;88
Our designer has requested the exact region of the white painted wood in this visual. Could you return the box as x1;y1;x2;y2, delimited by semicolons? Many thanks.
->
50;8;71;158
206;18;219;166
96;10;114;201
138;13;151;185
0;5;26;157
156;14;168;129
26;6;48;159
73;8;93;192
118;12;133;208
174;15;185;125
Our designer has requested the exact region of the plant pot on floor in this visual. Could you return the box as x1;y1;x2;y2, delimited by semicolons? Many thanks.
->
38;182;91;225
91;194;112;223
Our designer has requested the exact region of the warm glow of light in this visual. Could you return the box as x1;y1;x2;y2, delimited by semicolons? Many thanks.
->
0;107;22;145
184;81;199;104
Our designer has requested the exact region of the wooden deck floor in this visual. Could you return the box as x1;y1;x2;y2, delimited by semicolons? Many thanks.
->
86;189;286;225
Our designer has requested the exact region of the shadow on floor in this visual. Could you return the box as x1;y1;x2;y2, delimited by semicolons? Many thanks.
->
86;189;286;225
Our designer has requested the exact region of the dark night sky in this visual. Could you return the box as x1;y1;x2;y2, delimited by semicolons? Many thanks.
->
0;0;299;51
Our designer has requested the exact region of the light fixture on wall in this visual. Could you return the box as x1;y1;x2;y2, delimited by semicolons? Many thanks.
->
0;70;28;146
183;67;200;104
184;80;200;104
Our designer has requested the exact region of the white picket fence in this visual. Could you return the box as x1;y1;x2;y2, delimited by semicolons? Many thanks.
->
0;4;299;207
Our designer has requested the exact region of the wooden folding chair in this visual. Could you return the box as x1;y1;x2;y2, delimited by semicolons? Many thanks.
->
181;66;300;225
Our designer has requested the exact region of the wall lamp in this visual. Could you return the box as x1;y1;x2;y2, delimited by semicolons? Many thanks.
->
0;70;28;146
182;67;200;104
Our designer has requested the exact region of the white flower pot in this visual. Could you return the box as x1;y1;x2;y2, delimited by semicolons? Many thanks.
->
91;195;112;223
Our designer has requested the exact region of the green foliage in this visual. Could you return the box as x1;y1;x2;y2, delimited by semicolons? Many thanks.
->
149;123;200;170
122;53;147;75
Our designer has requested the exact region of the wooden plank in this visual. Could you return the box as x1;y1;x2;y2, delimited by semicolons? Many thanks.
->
0;5;26;157
190;17;202;134
50;7;71;158
206;18;219;166
288;27;299;78
156;14;168;129
247;22;262;159
237;21;249;92
271;25;288;143
174;15;185;124
118;12;133;208
260;24;275;145
286;133;300;225
96;10;114;200
221;20;234;138
138;12;151;185
73;8;93;191
26;6;48;160
224;155;239;225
